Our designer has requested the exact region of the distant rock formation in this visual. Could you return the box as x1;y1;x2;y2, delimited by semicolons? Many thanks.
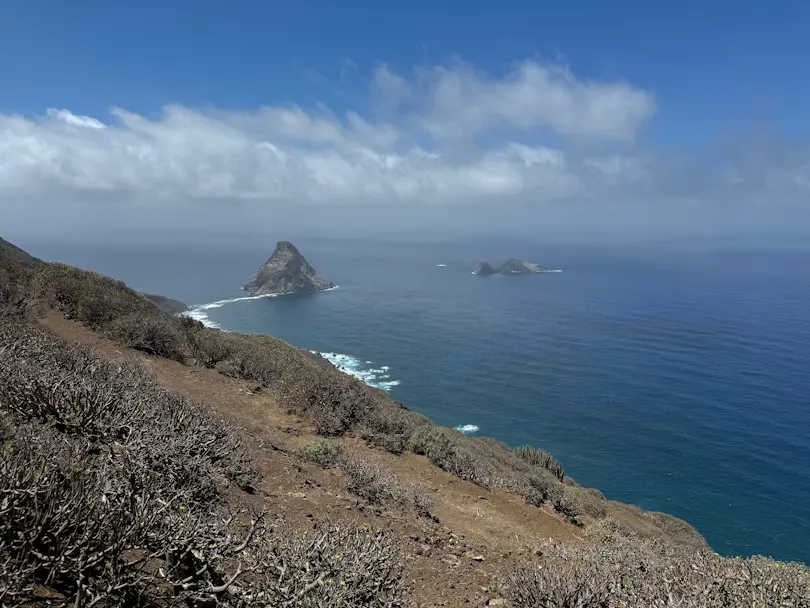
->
473;258;552;275
244;241;335;296
498;259;548;274
143;293;188;315
472;262;498;276
0;236;42;268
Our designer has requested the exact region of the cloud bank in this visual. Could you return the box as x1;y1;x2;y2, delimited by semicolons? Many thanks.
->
0;58;807;216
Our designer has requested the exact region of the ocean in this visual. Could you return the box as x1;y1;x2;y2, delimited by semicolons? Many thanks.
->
29;235;810;564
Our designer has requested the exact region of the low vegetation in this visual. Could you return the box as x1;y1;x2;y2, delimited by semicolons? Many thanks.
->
508;521;810;607
299;439;436;520
515;444;565;481
0;313;405;606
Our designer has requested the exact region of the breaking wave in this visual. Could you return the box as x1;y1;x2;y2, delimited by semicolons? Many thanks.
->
184;286;340;328
312;351;400;392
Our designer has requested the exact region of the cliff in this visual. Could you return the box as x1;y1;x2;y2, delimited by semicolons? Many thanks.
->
244;241;335;296
142;293;189;315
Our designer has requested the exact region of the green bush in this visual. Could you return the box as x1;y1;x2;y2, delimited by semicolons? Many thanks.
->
298;438;345;468
515;444;565;481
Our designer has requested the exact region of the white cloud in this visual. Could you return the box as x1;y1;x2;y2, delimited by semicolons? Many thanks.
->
46;108;106;129
372;60;656;143
0;58;807;211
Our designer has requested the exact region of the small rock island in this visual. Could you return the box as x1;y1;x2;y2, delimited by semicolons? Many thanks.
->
473;259;553;275
472;262;498;275
244;241;335;296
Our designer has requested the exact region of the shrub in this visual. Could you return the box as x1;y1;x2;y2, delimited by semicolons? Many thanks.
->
407;425;492;486
0;319;407;607
408;425;459;463
28;263;156;330
524;469;564;507
339;456;435;520
515;444;565;481
341;456;402;506
508;532;810;607
299;438;345;468
108;312;187;360
362;430;406;454
554;490;585;526
550;485;608;526
185;322;233;368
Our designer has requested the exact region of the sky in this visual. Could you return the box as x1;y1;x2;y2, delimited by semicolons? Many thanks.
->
0;0;809;244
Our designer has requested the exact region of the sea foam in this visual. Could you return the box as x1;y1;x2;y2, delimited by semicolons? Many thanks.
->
184;286;340;328
313;351;400;392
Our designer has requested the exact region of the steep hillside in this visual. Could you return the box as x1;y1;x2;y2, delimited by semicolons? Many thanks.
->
1;235;808;606
0;236;42;268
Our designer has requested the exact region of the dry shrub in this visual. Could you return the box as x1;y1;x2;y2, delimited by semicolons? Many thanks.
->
299;438;346;468
524;469;565;507
108;311;187;360
508;528;810;607
250;525;405;606
0;321;256;500
28;263;157;330
0;320;407;607
0;262;34;322
340;456;436;520
515;444;565;481
362;430;406;454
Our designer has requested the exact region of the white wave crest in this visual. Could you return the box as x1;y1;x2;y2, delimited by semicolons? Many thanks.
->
184;286;340;329
455;424;479;434
313;351;400;392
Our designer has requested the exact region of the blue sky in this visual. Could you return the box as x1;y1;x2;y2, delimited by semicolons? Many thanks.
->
2;0;807;144
0;0;808;240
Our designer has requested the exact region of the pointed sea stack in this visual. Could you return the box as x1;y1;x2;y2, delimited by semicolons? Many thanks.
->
472;262;498;276
244;241;335;296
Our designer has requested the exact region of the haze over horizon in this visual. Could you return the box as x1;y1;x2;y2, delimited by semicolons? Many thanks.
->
1;1;809;246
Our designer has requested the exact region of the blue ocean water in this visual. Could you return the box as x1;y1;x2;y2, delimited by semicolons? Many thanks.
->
31;236;810;564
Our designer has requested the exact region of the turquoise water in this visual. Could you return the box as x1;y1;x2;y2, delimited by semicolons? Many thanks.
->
33;237;810;563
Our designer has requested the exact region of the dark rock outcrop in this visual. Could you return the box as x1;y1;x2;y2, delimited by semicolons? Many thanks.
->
143;293;189;315
244;241;335;296
473;258;552;275
0;237;42;268
472;262;498;276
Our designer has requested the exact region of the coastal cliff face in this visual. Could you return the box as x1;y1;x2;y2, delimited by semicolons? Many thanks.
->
244;241;335;296
142;293;188;315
